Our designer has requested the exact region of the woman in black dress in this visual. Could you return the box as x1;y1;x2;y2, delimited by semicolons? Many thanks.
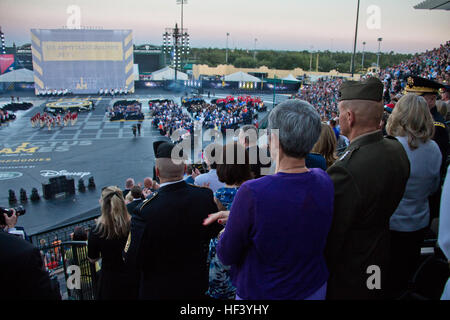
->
88;186;138;300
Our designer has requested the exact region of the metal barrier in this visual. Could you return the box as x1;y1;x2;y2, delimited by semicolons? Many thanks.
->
31;216;98;247
39;241;98;300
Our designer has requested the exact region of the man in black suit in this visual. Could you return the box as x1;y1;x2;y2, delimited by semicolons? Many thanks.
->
124;142;223;299
0;210;60;300
126;185;144;216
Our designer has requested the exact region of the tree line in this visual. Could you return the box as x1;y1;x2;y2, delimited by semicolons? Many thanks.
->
188;48;414;74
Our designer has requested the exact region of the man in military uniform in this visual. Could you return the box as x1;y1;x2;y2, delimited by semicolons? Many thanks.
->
404;76;449;225
123;142;223;299
325;77;410;300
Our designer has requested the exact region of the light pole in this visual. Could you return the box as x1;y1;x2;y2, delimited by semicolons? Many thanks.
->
377;37;383;69
361;41;366;69
226;32;229;64
253;38;257;61
177;0;188;72
177;0;187;32
272;75;276;109
309;46;314;71
351;0;360;78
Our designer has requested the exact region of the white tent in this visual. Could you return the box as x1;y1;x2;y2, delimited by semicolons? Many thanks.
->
151;67;188;81
281;74;301;82
0;68;35;82
224;71;261;82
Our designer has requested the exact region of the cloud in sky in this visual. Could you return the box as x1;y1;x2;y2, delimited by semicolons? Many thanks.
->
0;0;449;53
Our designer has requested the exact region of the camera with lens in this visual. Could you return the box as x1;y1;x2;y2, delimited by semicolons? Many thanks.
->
0;206;26;225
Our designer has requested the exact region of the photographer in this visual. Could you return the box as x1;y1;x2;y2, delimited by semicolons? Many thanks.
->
0;207;28;240
0;208;61;300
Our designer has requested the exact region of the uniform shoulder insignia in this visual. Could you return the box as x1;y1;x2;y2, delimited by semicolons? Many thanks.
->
124;232;131;254
140;192;158;212
434;121;446;129
338;148;357;162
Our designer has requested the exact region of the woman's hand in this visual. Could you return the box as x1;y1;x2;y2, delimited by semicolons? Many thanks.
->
203;211;230;226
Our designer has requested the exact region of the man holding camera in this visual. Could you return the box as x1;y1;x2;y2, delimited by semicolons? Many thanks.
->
0;208;60;300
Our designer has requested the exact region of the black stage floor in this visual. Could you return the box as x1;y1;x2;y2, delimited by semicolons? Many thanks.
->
0;92;285;236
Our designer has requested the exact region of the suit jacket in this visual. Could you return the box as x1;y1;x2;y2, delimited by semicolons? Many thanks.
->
430;106;449;177
126;199;143;216
124;181;223;299
325;131;410;300
0;231;61;300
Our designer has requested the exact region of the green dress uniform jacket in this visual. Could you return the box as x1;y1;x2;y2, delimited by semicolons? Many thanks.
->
325;130;410;300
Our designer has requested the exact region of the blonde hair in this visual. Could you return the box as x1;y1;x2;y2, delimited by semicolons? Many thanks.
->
436;100;447;118
96;186;131;240
311;123;338;168
386;94;435;150
125;191;134;203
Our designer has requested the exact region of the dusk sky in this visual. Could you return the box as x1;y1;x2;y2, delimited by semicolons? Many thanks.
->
1;0;449;53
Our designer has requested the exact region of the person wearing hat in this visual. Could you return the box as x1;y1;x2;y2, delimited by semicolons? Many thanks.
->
123;141;223;299
405;76;448;175
324;77;410;300
405;76;449;225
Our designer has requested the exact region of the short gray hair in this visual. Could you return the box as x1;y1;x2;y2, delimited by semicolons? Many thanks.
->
268;99;321;158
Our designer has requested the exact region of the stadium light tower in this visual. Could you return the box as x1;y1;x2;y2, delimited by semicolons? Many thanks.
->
377;37;383;69
162;23;189;81
0;27;6;54
253;38;257;61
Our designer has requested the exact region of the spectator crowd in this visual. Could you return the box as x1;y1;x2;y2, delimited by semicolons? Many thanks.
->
1;42;449;302
107;100;144;121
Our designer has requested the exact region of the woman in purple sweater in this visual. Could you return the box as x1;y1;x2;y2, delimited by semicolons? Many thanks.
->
215;99;334;300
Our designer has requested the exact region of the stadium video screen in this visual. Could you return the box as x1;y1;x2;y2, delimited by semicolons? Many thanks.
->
31;29;134;94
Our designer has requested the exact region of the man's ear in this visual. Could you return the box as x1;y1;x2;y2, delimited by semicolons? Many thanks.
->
155;166;160;178
347;109;355;128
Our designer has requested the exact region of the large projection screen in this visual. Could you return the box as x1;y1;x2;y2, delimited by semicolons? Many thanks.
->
31;29;134;94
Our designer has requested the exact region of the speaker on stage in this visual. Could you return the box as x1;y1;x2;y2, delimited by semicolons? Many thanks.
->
42;176;76;200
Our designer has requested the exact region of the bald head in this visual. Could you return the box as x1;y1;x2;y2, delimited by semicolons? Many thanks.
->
155;158;186;181
339;99;383;141
340;99;383;127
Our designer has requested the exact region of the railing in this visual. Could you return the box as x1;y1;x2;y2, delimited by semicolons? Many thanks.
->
39;241;98;300
30;216;98;247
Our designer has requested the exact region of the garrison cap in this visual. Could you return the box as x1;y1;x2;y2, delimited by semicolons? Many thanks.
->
155;141;184;159
404;76;444;95
339;77;384;102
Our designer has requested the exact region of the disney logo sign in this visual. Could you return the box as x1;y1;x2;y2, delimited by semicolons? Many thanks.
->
40;170;91;179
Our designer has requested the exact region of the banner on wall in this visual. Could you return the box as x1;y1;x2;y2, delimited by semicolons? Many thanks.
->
0;54;15;74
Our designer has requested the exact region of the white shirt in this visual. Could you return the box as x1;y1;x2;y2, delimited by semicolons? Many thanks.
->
159;179;185;189
194;169;225;194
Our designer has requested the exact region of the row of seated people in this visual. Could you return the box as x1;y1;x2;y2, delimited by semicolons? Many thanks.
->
36;88;71;96
98;88;129;96
107;102;143;121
